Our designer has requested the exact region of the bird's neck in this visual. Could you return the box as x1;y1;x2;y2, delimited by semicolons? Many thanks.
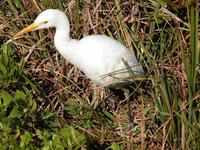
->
54;26;79;64
54;20;71;52
54;25;70;43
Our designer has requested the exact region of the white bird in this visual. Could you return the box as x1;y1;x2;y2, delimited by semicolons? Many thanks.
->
14;9;144;87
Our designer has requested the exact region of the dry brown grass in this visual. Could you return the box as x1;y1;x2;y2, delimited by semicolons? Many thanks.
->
0;0;199;149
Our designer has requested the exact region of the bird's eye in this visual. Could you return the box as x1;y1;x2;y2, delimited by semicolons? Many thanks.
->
43;21;48;24
37;21;48;27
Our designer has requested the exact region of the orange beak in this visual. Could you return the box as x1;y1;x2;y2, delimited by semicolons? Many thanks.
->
14;21;48;38
14;23;40;38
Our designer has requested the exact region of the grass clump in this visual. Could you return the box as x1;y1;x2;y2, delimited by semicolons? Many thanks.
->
0;0;199;149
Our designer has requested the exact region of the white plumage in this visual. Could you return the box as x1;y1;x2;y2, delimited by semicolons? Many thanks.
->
14;9;144;86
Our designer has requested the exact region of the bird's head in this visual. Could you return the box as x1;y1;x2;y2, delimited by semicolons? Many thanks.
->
14;9;68;37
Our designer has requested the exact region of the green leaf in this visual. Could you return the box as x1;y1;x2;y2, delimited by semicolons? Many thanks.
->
0;144;6;150
19;57;25;73
20;132;32;149
9;107;22;118
22;74;41;94
60;128;71;139
2;43;10;66
52;134;60;144
15;90;26;100
52;134;65;150
8;66;16;77
0;90;13;107
110;142;121;150
0;62;7;77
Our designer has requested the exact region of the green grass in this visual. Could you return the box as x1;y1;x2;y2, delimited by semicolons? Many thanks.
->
0;0;199;149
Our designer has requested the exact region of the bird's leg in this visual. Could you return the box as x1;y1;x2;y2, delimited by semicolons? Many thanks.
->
123;88;133;125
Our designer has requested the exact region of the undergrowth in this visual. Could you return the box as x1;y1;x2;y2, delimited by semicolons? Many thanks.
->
0;0;199;149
